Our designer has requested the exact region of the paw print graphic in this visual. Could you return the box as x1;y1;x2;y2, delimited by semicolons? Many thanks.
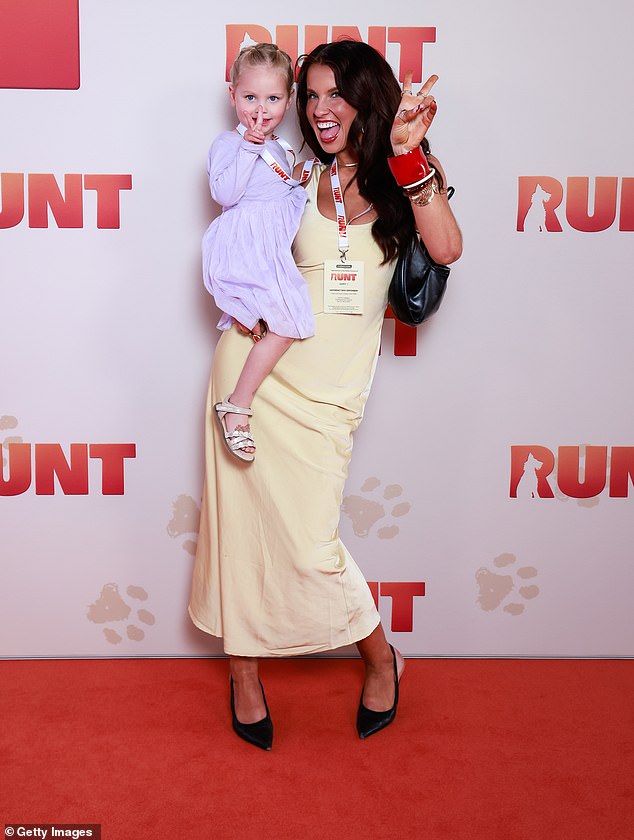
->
167;494;201;556
1;415;22;469
475;553;540;616
342;477;411;540
87;583;156;645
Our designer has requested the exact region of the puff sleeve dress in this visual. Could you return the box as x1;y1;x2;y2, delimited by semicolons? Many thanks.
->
202;130;314;340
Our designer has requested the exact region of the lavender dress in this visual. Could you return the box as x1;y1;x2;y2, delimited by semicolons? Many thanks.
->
202;130;314;339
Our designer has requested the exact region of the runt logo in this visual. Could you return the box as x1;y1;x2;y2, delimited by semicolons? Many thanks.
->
517;176;634;232
270;161;287;180
0;173;133;229
368;581;425;632
226;24;437;82
510;445;634;499
1;443;137;496
0;0;80;90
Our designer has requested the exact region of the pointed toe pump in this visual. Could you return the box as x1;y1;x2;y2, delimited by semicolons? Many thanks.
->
357;644;400;740
230;678;273;751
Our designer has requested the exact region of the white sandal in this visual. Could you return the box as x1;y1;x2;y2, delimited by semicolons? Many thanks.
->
214;398;255;463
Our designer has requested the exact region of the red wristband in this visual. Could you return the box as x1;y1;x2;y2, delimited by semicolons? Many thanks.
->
388;146;432;187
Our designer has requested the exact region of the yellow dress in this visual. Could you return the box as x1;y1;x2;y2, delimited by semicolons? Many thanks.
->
189;165;394;656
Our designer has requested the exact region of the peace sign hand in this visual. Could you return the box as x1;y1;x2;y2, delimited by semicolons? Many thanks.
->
390;72;438;155
243;106;266;144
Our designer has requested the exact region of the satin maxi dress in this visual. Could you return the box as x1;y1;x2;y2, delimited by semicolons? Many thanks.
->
189;165;394;657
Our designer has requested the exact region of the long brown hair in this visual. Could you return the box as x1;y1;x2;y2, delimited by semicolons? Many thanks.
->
296;40;433;264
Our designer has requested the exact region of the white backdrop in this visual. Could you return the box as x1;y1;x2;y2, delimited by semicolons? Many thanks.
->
1;0;633;657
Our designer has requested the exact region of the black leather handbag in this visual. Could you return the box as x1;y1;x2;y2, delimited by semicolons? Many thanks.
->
388;186;454;327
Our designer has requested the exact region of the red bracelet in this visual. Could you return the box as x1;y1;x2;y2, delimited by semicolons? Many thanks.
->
388;146;432;187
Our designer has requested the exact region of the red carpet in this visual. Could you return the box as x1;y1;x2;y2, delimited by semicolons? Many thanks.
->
2;658;632;839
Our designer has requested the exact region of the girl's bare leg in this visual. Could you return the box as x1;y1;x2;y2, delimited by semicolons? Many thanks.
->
356;623;405;711
229;655;266;723
223;330;294;451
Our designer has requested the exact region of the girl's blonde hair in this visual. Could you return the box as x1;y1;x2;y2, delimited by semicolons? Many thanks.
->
230;43;294;93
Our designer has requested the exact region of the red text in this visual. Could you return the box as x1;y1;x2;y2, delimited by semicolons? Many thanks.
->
510;445;634;498
368;581;426;632
1;443;137;496
381;305;418;356
517;176;634;232
226;25;436;82
0;173;133;229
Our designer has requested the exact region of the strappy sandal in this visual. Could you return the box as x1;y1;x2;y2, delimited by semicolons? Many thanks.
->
213;398;255;463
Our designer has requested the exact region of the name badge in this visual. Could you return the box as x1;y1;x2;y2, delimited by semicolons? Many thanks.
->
323;260;365;315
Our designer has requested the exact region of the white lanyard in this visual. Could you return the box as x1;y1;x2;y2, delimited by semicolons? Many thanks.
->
236;124;316;187
327;159;374;260
328;158;350;260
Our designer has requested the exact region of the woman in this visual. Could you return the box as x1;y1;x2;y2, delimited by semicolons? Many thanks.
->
189;40;462;750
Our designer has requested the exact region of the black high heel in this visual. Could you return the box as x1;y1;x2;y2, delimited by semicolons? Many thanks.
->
356;644;400;739
230;677;273;751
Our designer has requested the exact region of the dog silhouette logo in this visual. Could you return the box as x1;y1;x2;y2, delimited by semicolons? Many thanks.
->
515;454;546;499
523;184;553;232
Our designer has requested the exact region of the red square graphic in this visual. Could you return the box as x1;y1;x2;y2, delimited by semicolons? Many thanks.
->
0;0;80;89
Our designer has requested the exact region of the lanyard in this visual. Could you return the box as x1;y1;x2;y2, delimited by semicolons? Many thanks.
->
328;157;350;261
236;124;316;187
328;160;374;260
236;127;367;259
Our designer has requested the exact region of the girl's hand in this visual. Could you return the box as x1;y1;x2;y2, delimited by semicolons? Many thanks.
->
233;319;266;342
390;72;438;156
233;320;252;337
243;106;266;144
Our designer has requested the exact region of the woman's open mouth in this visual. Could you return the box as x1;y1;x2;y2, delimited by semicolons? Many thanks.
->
316;121;340;144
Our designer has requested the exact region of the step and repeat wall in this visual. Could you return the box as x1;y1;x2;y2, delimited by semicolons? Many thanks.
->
1;1;632;657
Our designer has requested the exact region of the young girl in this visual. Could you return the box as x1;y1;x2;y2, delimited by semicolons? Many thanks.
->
202;43;314;463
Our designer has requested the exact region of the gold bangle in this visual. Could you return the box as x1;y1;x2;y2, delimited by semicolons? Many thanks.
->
406;176;439;207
